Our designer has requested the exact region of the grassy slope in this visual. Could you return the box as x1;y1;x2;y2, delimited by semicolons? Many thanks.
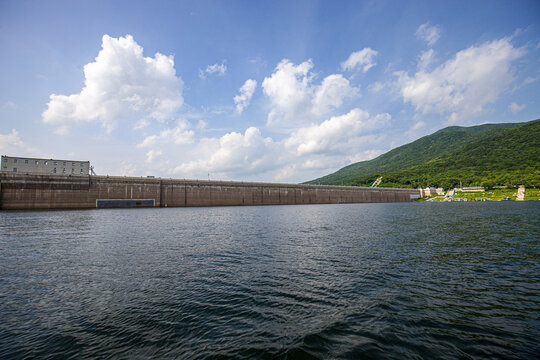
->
306;121;524;185
306;119;539;188
379;119;540;188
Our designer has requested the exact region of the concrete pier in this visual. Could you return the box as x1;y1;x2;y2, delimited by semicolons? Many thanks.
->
0;173;420;210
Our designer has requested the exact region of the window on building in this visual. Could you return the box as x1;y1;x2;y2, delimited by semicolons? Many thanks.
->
71;169;74;174
45;161;48;165
13;159;17;163
25;159;28;164
63;162;66;166
80;169;83;174
62;168;66;174
13;168;17;172
35;160;39;165
80;163;83;166
53;168;57;173
54;161;57;165
72;162;75;166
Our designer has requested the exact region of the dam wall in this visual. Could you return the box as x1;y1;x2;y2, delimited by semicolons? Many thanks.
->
0;173;420;210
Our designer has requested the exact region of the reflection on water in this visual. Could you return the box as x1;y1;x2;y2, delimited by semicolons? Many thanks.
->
1;202;539;359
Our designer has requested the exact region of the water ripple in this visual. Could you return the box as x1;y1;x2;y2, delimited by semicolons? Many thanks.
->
1;202;539;359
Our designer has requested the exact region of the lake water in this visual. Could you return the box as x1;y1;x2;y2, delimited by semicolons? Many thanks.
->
1;202;539;359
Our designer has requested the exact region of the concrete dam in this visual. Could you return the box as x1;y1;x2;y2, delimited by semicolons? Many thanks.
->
0;173;421;210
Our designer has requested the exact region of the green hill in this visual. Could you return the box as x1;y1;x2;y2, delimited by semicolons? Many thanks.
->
306;119;540;188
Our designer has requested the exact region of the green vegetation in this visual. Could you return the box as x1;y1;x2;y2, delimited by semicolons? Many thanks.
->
525;188;540;200
306;119;540;189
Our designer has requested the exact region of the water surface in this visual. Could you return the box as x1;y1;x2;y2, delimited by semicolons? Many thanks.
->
1;202;539;359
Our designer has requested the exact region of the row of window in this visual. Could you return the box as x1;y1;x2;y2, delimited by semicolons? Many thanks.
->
5;167;85;174
52;168;85;174
3;158;86;167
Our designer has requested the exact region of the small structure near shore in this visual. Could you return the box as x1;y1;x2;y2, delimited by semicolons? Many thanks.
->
456;186;485;192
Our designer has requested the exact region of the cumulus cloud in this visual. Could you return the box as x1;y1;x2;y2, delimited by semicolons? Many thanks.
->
199;61;227;79
262;59;358;126
137;119;194;148
42;35;184;133
173;127;276;178
0;129;35;154
312;74;359;116
341;48;378;73
168;107;390;182
508;102;525;114
262;59;314;125
395;38;525;123
234;79;257;114
285;108;390;156
415;23;441;46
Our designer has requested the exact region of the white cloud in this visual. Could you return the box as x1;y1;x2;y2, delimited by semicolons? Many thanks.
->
523;75;540;85
145;149;162;163
312;74;359;116
347;149;385;164
118;163;138;176
42;35;184;133
341;48;378;73
173;127;276;179
285;108;390;156
395;38;525;123
262;59;314;125
417;49;436;70
234;79;257;114
262;59;358;126
368;82;385;93
199;61;227;79
157;107;391;182
415;23;441;46
508;102;525;113
0;129;35;154
133;119;150;131
137;119;194;148
137;134;159;148
196;120;208;129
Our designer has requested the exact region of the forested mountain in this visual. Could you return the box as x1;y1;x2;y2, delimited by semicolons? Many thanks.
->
306;119;540;188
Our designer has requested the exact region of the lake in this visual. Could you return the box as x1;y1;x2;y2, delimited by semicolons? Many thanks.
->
1;202;539;359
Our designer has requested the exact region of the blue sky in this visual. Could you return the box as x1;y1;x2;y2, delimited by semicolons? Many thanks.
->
1;0;539;182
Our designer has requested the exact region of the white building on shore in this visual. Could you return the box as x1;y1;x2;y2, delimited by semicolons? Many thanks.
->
1;156;90;176
418;187;445;197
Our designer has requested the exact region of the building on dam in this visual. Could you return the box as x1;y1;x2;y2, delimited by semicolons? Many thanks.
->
1;155;90;176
